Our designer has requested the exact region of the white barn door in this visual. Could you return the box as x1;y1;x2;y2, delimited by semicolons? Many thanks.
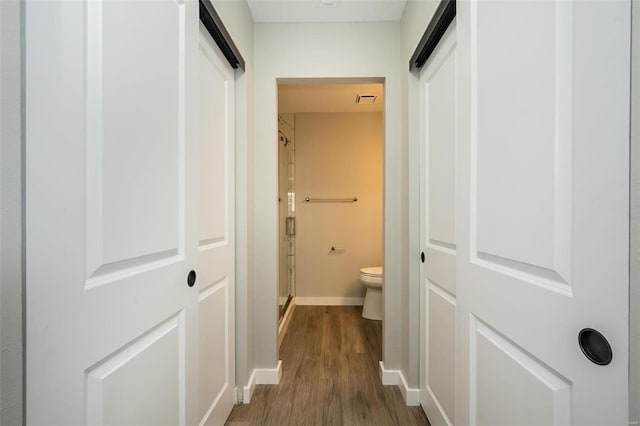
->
197;25;236;426
455;1;630;425
26;1;236;424
419;22;458;426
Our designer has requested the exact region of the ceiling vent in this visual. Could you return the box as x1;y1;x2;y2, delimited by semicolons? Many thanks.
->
355;94;377;104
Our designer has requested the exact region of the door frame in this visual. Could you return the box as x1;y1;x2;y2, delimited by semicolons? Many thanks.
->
273;77;387;345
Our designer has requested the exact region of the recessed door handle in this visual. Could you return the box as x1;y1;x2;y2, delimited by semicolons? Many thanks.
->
187;270;197;287
421;252;425;263
578;328;612;365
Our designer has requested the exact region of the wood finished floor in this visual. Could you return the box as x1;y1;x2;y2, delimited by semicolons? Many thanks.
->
225;306;430;426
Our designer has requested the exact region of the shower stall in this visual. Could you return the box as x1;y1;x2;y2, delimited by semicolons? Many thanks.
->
278;113;296;321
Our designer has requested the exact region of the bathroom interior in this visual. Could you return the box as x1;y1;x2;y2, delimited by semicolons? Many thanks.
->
277;81;384;345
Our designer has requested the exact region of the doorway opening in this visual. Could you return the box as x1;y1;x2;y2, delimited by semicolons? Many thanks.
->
276;80;385;349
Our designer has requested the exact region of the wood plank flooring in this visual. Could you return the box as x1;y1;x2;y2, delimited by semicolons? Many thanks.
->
225;306;430;426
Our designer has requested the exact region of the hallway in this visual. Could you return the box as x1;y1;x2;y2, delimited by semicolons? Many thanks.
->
226;306;430;425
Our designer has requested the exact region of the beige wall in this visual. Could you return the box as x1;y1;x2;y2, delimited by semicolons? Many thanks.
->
295;112;383;299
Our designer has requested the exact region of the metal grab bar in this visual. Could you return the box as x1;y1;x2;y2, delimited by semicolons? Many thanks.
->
304;197;358;203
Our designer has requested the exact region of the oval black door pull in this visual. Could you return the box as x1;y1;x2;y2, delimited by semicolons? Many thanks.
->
187;270;197;287
578;328;612;366
421;252;425;263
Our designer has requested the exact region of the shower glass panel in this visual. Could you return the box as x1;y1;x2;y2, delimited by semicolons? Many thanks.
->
278;113;295;321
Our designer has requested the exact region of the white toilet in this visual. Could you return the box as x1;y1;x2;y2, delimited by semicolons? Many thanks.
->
360;266;383;320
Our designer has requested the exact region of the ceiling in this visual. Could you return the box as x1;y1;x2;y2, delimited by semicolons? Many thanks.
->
278;83;384;113
247;0;407;23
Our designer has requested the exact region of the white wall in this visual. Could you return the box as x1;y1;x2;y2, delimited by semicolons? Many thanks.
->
630;0;639;423
295;112;383;300
253;22;403;371
0;0;23;423
400;0;440;388
211;0;255;395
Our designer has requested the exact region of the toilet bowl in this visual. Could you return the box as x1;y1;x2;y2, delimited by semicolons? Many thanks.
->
360;266;383;320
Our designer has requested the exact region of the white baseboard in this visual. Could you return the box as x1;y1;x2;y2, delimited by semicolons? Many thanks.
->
240;360;283;404
295;297;364;306
242;370;256;403
255;360;282;385
379;361;420;406
379;361;400;385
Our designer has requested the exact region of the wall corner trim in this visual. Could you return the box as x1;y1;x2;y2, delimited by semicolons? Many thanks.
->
254;360;283;385
379;362;421;406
